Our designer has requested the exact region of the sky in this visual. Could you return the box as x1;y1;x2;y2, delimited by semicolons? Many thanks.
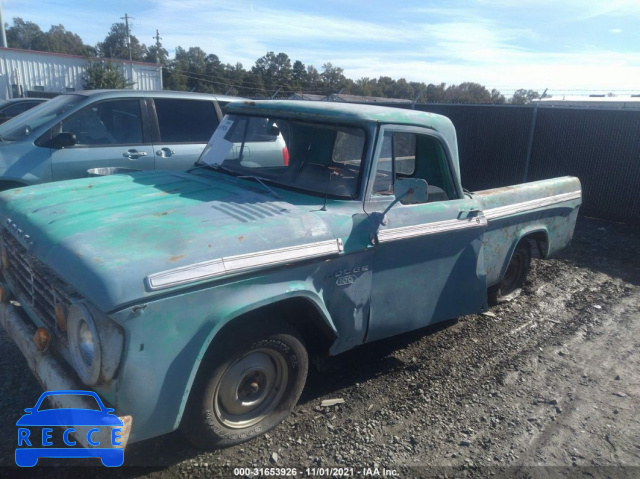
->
4;0;640;97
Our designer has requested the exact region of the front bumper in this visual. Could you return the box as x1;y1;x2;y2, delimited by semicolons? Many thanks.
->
0;301;132;449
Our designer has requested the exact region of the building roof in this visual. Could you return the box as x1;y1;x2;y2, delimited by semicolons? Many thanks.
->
287;92;413;104
535;95;640;109
287;93;327;101
0;47;159;68
328;93;412;104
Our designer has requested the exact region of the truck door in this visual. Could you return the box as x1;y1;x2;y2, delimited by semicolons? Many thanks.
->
365;127;487;343
49;98;155;180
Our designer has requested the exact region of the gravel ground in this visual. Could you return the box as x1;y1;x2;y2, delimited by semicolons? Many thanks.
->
1;216;639;478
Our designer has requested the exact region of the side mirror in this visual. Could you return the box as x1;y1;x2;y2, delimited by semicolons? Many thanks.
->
369;178;430;244
394;178;429;205
51;132;77;149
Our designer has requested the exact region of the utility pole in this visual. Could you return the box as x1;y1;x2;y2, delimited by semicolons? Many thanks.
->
0;0;7;48
153;29;162;64
120;13;134;61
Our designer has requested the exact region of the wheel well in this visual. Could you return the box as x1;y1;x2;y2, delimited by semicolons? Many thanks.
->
211;298;336;358
521;230;549;258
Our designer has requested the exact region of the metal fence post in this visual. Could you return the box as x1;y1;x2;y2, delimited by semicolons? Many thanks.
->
523;102;539;183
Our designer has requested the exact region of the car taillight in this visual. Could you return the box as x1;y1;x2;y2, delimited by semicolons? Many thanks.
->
282;147;290;166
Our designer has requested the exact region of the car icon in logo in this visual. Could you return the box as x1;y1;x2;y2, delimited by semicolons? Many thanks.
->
16;390;124;467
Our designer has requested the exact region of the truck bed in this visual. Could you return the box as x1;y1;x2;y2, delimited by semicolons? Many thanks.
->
473;176;582;287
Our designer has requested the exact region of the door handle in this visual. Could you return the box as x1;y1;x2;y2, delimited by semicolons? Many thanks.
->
123;149;148;160
156;148;175;158
458;208;482;220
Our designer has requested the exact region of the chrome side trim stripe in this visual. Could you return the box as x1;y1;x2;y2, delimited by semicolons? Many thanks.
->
147;259;225;290
483;190;582;221
147;239;343;291
377;216;487;243
224;239;342;273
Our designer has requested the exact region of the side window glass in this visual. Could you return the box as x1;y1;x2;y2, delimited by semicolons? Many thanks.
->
227;117;280;143
372;131;456;202
3;103;33;116
155;99;218;143
372;133;394;195
332;129;365;165
59;99;143;146
393;133;416;175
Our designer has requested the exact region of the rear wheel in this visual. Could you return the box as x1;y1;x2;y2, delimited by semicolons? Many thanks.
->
489;240;531;305
181;321;308;449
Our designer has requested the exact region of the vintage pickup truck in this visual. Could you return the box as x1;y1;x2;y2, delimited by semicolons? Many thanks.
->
0;100;581;450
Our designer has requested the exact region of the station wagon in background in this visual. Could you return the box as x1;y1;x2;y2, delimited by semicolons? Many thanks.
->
0;100;581;451
0;90;240;190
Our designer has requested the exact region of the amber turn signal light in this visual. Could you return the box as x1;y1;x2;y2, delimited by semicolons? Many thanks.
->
55;303;68;331
34;327;51;352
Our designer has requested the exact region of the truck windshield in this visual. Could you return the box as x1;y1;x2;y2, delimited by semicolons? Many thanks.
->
0;94;85;141
198;114;366;199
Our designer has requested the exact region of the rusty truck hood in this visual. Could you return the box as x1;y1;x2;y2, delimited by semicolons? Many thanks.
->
0;170;338;311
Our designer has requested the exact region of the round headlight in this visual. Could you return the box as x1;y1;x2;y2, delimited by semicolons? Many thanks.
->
67;303;102;385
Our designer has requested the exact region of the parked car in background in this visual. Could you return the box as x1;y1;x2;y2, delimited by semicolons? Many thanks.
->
0;98;47;124
202;115;290;168
0;90;240;190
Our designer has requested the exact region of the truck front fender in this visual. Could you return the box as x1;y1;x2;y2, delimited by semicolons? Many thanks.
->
112;276;338;443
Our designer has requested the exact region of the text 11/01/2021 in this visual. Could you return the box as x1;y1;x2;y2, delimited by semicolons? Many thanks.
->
233;467;399;477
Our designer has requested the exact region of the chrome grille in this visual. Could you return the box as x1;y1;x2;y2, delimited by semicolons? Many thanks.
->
1;229;79;342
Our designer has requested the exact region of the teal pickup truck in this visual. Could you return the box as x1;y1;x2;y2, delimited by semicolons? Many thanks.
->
0;100;581;450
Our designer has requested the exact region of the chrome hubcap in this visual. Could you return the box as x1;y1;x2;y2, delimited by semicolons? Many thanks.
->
215;349;288;428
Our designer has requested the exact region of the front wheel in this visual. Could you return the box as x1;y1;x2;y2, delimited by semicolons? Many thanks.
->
489;240;531;305
181;322;308;449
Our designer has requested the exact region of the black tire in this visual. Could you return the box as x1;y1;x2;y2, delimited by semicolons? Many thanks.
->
181;321;308;449
489;240;531;305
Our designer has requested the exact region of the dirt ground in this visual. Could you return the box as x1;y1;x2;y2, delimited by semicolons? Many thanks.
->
1;216;638;478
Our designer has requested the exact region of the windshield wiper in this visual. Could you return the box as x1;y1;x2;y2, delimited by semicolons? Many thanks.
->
238;176;281;199
191;162;235;175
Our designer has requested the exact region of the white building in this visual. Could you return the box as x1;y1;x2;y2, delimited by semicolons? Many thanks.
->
535;95;640;109
0;47;163;100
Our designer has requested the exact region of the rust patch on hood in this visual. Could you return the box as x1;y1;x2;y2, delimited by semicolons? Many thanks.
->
169;255;186;262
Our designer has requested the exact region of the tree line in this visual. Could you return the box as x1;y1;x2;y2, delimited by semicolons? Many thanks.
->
5;17;547;104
